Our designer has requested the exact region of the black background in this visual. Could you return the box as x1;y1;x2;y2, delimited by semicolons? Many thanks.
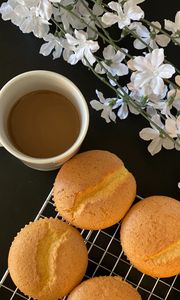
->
0;0;179;288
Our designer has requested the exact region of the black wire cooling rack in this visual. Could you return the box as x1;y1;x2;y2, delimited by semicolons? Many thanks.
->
0;189;179;300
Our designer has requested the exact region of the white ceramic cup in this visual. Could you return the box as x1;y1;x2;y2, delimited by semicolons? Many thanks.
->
0;70;89;171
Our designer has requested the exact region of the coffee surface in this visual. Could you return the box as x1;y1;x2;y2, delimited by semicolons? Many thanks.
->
8;90;80;158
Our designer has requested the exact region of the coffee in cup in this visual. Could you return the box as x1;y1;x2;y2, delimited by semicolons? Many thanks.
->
0;71;89;170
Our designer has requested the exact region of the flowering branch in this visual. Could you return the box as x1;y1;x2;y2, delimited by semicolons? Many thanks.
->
89;55;179;148
58;2;132;58
0;0;180;158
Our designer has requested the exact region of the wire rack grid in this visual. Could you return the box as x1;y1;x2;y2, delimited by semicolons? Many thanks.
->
0;189;179;300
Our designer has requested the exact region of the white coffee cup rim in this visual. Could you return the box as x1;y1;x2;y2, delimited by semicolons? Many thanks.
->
0;70;89;165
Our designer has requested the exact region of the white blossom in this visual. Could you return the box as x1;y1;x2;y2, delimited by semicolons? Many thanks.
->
165;11;180;34
39;33;64;59
139;114;174;155
128;48;175;97
165;11;180;44
95;45;128;77
65;30;99;65
17;6;50;38
102;0;145;29
90;90;116;123
0;0;51;37
130;21;170;49
0;0;24;26
128;79;168;104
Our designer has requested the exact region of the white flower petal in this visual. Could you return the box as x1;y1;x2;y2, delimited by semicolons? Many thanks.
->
117;103;128;119
133;38;147;49
93;3;104;16
109;110;117;122
101;12;119;26
158;64;175;79
68;52;80;65
125;4;144;20
155;34;170;47
175;75;180;86
162;137;175;150
149;48;164;68
132;56;148;71
129;103;139;115
74;29;87;41
53;44;62;59
139;127;158;141
151;113;164;128
108;1;121;12
116;63;129;76
103;45;115;60
127;59;136;71
96;90;106;104
32;20;49;38
151;77;164;95
10;14;23;26
175;11;180;30
133;71;152;88
39;40;55;56
114;49;127;62
90;100;103;111
95;63;105;74
164;19;176;33
118;17;131;29
148;137;162;155
136;23;149;38
101;109;111;123
0;2;14;20
65;33;78;46
14;4;29;17
83;48;96;65
39;0;52;20
63;48;72;61
19;17;32;33
165;118;177;138
149;40;159;50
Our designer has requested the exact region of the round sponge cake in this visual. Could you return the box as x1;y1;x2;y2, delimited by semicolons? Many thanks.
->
8;218;88;300
54;150;136;230
120;196;180;278
67;276;141;300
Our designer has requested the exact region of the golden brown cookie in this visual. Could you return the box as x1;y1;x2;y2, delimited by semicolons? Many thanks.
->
120;195;180;277
8;218;88;300
54;150;136;230
67;276;142;300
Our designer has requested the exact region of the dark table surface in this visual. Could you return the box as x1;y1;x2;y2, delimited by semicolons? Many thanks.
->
0;0;179;294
